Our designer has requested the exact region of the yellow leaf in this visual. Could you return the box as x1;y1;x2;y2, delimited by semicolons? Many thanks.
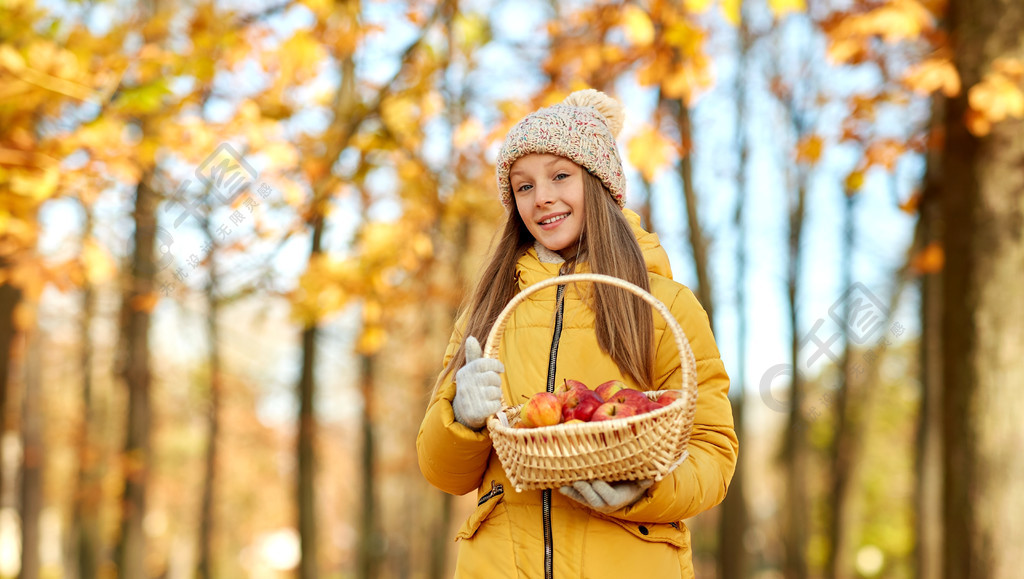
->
10;165;59;200
684;0;715;14
861;0;933;43
721;0;742;26
301;0;333;19
796;135;824;165
769;0;806;18
903;57;961;97
260;142;299;172
357;325;387;355
827;38;868;65
845;170;866;192
83;239;116;284
969;73;1024;123
627;127;676;182
0;45;26;72
620;5;655;46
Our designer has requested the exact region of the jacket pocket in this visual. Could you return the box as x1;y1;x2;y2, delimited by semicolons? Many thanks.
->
455;481;505;541
601;515;690;550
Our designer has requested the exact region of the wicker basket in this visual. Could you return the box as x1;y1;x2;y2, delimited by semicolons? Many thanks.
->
484;273;698;492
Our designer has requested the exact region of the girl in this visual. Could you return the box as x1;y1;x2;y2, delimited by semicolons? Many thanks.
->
417;89;737;578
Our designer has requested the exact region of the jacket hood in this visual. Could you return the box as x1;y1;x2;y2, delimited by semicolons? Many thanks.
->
518;208;672;286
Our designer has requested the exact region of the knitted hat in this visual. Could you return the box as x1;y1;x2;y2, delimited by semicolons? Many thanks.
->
496;89;626;209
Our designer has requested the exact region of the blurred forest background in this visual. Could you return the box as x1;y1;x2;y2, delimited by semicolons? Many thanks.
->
1;0;1021;577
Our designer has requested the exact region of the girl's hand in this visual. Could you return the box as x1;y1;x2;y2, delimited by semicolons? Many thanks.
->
452;336;505;430
559;479;654;514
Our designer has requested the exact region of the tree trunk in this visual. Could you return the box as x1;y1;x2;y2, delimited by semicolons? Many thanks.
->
116;176;157;578
20;326;42;579
297;204;326;579
718;5;750;574
940;0;1024;576
670;98;716;324
783;178;809;579
197;217;222;579
0;276;19;517
356;353;381;579
914;99;945;579
72;214;102;579
825;192;858;579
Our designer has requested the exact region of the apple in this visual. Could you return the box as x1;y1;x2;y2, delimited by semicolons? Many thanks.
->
595;380;627;401
519;392;562;428
555;378;590;395
609;389;661;413
563;419;585;425
569;391;604;421
590;401;639;422
609;388;648;406
656;390;683;407
556;381;591;410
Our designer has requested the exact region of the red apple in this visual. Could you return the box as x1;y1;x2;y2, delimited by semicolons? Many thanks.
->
570;391;604;421
595;380;627;401
590;401;639;422
609;388;648;406
556;381;591;410
519;392;562;428
656;390;683;407
555;378;590;395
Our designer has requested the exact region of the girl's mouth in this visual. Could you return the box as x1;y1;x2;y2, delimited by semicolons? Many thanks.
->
539;213;569;229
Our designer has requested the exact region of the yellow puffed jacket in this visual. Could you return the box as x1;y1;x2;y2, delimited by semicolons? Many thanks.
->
417;209;738;579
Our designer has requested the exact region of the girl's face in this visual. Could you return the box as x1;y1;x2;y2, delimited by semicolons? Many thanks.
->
510;154;586;257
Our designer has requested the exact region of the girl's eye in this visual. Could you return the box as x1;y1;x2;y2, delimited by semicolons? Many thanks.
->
515;183;533;193
554;172;569;181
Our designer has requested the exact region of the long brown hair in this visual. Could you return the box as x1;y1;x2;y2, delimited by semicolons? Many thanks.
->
439;170;656;391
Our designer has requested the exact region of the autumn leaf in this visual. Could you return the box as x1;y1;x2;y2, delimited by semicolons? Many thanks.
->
968;72;1024;124
865;139;906;171
130;292;160;313
903;57;961;97
845;170;866;192
628;126;676;182
82;239;116;284
769;0;807;18
356;325;387;355
910;241;944;275
796;135;824;165
899;191;922;214
684;0;715;14
113;81;172;115
721;0;742;26
621;5;655;46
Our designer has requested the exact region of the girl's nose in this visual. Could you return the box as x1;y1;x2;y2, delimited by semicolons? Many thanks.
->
534;183;556;205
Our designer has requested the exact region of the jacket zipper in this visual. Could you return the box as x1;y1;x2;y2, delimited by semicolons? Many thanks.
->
478;480;504;506
543;283;566;579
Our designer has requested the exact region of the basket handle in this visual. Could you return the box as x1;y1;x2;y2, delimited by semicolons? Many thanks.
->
482;273;698;407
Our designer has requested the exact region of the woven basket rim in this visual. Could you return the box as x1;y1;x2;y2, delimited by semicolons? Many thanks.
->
489;389;687;436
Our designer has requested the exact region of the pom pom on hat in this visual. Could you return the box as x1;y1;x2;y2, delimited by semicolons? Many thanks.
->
563;89;624;138
495;89;627;209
